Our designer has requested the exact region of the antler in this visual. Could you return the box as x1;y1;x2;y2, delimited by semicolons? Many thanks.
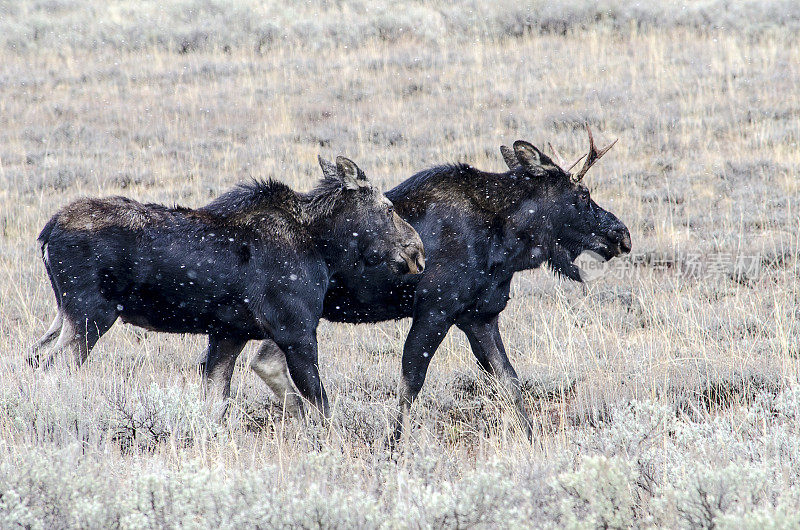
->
547;142;586;173
571;125;617;182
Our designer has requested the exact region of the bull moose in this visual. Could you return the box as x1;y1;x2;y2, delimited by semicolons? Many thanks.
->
233;127;631;442
29;156;425;419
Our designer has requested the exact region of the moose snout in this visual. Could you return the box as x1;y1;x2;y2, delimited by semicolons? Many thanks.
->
400;243;425;274
612;226;632;254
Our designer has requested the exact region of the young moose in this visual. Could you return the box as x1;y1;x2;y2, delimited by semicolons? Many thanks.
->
30;156;425;418
234;127;630;442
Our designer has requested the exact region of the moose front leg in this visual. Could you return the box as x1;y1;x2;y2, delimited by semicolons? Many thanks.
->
458;315;533;441
273;333;330;420
201;335;247;421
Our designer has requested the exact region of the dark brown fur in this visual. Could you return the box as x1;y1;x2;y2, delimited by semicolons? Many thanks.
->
31;157;425;422
321;139;631;444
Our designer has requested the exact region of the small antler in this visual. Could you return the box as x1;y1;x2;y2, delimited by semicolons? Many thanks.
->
547;142;586;173
571;125;617;182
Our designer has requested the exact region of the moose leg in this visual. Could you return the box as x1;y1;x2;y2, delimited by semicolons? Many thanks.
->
392;318;451;446
458;316;533;441
27;311;63;368
33;316;76;370
274;334;329;420
202;336;247;420
34;307;116;370
250;339;304;418
73;314;118;368
62;291;120;368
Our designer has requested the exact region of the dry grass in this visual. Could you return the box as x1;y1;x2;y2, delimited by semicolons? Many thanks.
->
1;1;799;526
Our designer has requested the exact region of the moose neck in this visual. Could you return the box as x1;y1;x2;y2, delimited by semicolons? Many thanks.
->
307;216;363;277
501;203;556;274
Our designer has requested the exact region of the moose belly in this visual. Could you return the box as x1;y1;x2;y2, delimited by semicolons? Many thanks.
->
118;312;159;330
115;283;261;336
465;278;512;319
323;277;416;324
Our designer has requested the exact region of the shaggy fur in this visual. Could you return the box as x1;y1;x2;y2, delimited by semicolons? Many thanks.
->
322;140;631;442
31;157;425;421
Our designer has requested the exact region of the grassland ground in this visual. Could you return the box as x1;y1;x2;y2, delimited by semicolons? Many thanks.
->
0;1;799;526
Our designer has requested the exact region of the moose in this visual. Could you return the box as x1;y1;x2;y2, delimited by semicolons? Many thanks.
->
229;127;631;442
29;156;425;419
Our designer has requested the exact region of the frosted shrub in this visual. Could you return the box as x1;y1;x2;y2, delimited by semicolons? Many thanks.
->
554;455;636;529
372;6;446;43
396;467;531;528
581;400;675;456
119;468;216;529
3;1;800;53
766;385;800;420
716;505;800;529
656;463;776;528
225;451;384;529
0;488;40;530
105;383;209;453
0;448;117;529
267;483;382;530
0;379;102;448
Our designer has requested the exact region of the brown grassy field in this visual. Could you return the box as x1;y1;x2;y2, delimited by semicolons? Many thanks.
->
1;1;799;526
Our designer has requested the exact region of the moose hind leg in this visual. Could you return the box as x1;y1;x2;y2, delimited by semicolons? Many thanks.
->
35;295;119;371
30;307;116;372
27;311;63;368
202;336;247;421
60;298;120;369
33;316;75;371
251;339;304;418
459;316;533;441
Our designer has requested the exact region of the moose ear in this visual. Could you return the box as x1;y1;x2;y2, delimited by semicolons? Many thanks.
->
318;155;339;180
335;156;370;190
512;140;557;170
500;145;521;171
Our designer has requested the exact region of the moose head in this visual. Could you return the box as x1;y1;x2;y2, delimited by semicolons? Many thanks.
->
500;126;631;280
317;156;425;276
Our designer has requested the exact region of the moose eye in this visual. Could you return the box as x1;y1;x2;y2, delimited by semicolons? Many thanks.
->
387;205;394;216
